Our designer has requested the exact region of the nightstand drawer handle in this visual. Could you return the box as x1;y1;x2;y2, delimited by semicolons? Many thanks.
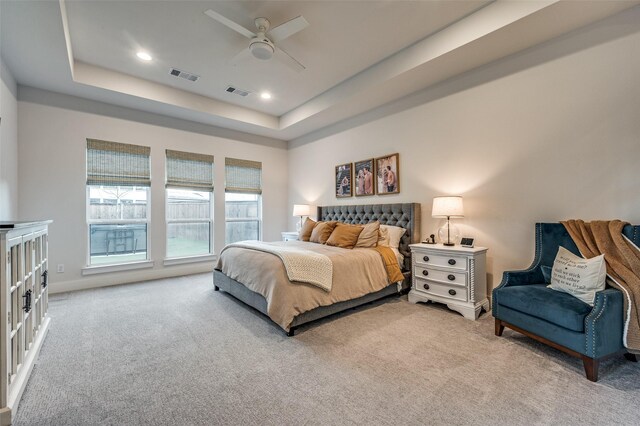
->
448;289;456;296
423;255;429;262
423;283;430;290
448;274;455;281
448;259;456;265
422;270;429;276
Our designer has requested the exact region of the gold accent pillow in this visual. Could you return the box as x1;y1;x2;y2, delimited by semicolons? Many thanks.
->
326;223;365;249
355;221;380;248
299;217;317;242
309;221;337;244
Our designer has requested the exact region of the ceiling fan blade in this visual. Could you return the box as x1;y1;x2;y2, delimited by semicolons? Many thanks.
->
204;9;256;39
274;47;305;72
268;15;309;43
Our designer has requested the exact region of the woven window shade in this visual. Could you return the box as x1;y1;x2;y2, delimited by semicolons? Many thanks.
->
225;158;262;194
87;139;151;187
165;150;214;191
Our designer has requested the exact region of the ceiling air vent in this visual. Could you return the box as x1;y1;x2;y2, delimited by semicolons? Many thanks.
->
225;86;251;97
169;68;200;82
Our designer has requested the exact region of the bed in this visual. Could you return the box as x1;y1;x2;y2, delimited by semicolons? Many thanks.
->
213;203;421;335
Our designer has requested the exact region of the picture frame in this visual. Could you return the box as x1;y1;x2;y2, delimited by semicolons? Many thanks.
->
335;163;353;198
354;159;375;197
375;153;400;195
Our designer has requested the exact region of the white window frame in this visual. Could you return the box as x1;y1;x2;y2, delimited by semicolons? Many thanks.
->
165;188;214;260
85;185;151;267
224;193;262;243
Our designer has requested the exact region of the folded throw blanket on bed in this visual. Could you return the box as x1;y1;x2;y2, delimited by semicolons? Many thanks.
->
374;246;405;284
222;241;333;291
562;220;640;353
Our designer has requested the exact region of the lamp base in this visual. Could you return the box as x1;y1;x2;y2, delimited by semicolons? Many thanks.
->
437;222;460;246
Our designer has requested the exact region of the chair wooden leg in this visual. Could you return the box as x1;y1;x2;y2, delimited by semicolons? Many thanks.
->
495;319;504;336
624;353;638;362
582;356;599;382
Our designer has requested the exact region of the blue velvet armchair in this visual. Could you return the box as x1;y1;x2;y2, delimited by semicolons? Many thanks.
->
492;223;639;381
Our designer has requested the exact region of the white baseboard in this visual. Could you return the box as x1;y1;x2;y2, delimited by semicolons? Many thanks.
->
49;263;214;294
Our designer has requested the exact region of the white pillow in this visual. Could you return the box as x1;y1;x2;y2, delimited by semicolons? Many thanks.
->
379;224;406;249
548;246;606;306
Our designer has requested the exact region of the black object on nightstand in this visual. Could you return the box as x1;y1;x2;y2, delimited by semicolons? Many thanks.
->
422;234;436;244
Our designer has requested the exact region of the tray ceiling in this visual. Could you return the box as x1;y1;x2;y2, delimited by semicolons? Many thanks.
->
1;1;638;142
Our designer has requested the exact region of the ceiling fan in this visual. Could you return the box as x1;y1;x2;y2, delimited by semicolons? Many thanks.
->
204;9;309;72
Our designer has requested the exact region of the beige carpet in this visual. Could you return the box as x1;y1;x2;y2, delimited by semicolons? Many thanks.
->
14;273;640;425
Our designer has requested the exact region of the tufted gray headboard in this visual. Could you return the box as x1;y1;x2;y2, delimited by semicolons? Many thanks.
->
318;203;421;272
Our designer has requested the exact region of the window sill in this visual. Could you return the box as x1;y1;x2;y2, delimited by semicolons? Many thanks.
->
163;254;217;266
82;260;155;276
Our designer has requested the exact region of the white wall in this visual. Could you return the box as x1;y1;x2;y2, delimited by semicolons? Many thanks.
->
0;58;18;220
18;92;288;293
288;10;640;291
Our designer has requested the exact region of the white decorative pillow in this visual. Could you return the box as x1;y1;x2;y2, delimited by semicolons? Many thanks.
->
379;224;406;249
548;246;606;306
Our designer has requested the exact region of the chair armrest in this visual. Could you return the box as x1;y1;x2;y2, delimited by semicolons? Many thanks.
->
495;266;545;290
585;288;624;358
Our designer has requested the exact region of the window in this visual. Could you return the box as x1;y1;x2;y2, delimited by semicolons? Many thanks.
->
86;139;151;266
224;158;262;244
165;150;214;258
225;193;261;243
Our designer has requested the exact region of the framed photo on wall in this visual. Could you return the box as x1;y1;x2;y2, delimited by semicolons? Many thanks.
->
354;159;374;197
335;163;353;198
375;153;400;195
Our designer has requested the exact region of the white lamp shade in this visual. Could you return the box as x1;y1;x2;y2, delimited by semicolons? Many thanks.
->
292;204;311;217
432;196;464;218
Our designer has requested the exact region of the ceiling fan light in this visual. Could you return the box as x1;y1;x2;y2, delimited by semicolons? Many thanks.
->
250;40;274;60
136;51;153;61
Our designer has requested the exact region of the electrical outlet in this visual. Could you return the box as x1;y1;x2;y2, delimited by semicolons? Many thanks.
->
57;264;64;273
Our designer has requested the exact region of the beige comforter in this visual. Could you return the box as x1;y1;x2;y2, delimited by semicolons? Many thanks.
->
215;241;395;331
222;241;334;291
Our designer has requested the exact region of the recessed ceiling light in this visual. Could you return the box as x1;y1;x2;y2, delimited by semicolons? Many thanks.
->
260;92;272;100
136;51;152;61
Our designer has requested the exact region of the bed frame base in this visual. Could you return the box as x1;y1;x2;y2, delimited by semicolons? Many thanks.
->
213;269;406;336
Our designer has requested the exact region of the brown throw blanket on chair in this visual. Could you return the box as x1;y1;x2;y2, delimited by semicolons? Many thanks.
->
562;220;640;354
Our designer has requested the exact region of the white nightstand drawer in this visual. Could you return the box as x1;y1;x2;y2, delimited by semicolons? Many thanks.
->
414;266;467;286
415;278;467;302
414;252;467;271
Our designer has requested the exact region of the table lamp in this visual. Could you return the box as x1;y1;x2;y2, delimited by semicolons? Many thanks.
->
432;196;464;246
292;204;311;232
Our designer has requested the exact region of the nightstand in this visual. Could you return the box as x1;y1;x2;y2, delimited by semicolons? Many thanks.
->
408;243;489;320
281;231;299;241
